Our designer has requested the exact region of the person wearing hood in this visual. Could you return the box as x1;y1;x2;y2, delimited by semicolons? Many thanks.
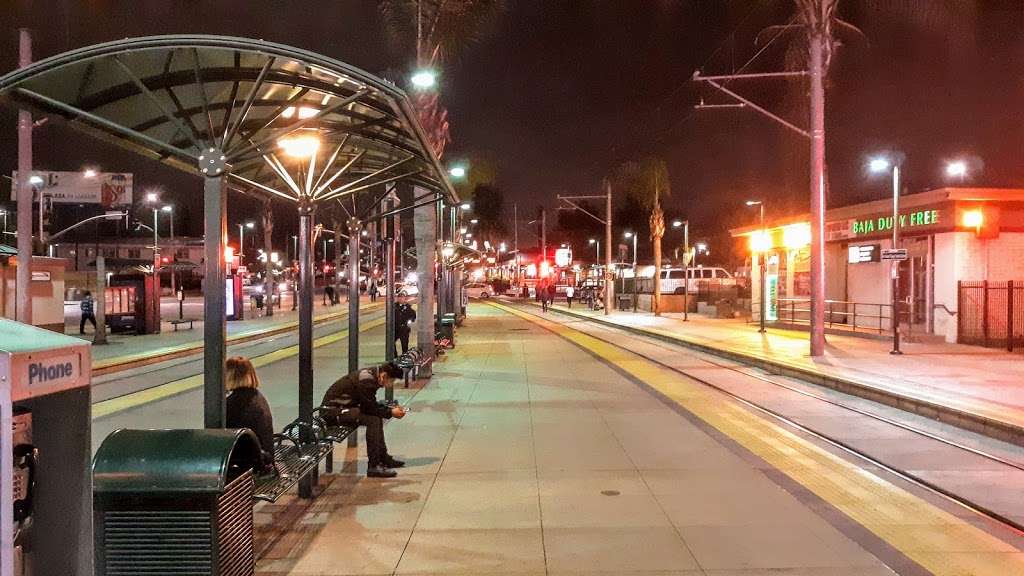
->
321;363;407;477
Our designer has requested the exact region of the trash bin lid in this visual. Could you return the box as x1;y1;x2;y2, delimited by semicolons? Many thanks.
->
93;428;261;494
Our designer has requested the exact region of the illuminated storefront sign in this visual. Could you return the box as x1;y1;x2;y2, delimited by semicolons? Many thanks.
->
851;209;940;236
765;273;779;322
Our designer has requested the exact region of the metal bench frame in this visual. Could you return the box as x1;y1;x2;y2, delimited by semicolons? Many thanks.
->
170;319;195;331
253;420;333;502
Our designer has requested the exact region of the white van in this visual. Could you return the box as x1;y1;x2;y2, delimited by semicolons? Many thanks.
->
658;267;735;294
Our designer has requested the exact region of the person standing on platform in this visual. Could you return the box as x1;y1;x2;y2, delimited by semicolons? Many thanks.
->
565;284;575;309
394;302;416;356
321;363;407;478
80;291;98;334
369;279;379;302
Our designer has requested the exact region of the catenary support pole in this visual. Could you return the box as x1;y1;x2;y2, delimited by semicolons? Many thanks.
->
298;200;316;498
683;221;689;322
605;181;613;315
16;28;33;324
348;217;361;373
202;166;227;428
808;25;827;357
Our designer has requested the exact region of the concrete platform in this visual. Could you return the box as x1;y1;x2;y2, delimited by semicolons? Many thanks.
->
530;300;1024;445
250;303;1024;575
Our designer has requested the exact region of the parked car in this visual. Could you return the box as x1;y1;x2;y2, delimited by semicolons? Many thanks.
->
464;282;493;299
659;267;736;294
376;282;419;297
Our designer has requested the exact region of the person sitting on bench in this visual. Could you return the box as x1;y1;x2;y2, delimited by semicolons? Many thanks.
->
321;363;406;478
225;356;275;474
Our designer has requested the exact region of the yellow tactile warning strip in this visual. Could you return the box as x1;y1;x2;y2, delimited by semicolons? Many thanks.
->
489;301;1024;575
92;316;386;419
92;303;384;374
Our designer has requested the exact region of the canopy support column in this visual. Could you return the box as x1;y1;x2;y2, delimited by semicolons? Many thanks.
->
201;149;228;429
348;217;361;373
384;193;397;402
297;200;316;498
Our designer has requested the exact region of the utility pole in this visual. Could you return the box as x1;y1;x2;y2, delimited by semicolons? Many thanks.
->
692;0;839;356
16;28;33;324
890;165;902;354
541;208;546;268
682;220;689;322
556;183;613;315
513;203;519;285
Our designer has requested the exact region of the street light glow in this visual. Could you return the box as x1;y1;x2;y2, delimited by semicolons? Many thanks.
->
411;70;437;89
745;200;762;207
450;167;467;179
161;205;173;213
245;222;255;229
672;220;683;228
29;175;43;185
83;168;98;178
749;230;772;253
946;161;968;178
589;238;596;244
470;219;479;224
459;202;471;210
962;209;984;230
278;134;321;158
146;191;159;203
282;106;319;120
624;231;634;239
869;157;891;173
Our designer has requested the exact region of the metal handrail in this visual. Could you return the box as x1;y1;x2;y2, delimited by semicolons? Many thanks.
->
772;297;911;335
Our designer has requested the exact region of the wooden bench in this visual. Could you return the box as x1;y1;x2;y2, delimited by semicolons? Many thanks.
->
253;420;332;502
170;318;194;331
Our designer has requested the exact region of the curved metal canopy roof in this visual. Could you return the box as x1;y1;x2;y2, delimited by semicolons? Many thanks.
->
0;35;457;205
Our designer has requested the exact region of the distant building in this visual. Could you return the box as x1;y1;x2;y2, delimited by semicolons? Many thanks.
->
731;187;1024;346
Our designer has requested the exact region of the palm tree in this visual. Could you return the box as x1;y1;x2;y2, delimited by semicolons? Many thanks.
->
615;158;671;316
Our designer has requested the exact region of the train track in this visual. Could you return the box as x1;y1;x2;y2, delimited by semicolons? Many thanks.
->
502;301;1024;536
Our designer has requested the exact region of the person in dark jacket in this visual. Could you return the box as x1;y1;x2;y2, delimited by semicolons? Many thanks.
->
80;291;97;334
394;302;416;356
321;363;406;477
225;356;275;474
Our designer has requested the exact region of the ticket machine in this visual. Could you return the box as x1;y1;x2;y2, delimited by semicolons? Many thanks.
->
0;319;92;576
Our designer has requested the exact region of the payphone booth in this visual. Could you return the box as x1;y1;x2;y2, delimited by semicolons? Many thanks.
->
0;319;93;576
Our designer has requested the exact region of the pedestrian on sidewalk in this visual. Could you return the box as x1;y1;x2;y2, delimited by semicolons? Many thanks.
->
540;281;550;312
546;282;556;310
369;280;379;302
321;363;407;478
324;284;335;306
394;302;416;356
565;284;575;309
80;291;97;334
225;357;275;474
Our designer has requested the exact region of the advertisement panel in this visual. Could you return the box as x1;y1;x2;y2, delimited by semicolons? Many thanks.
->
11;171;133;207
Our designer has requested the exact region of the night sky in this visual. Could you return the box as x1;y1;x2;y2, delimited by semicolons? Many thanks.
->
1;1;1022;261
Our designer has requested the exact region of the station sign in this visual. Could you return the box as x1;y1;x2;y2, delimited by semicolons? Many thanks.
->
827;205;951;242
881;248;909;261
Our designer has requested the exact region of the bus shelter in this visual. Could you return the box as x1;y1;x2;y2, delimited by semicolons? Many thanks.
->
0;35;457;494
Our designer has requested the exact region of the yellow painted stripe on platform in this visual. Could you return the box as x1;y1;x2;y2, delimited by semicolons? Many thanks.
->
93;303;385;371
490;301;1024;575
92;317;386;419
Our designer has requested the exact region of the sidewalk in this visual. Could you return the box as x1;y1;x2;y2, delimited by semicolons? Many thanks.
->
530;299;1024;440
76;296;370;366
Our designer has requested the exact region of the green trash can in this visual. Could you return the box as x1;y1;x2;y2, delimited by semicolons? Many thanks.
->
440;312;457;348
93;428;262;576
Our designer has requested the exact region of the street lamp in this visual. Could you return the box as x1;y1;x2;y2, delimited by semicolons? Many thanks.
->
239;221;255;265
746;200;767;333
411;69;437;89
83;168;98;179
624;231;638;312
450;166;467;179
868;155;902;354
145;192;163;303
161;205;177;296
459;202;471;210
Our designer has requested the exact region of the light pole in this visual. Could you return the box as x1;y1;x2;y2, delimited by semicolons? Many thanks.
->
0;209;6;236
672;220;690;321
162;205;176;297
746;200;767;333
238;221;255;266
870;157;903;354
624;231;638;312
589;238;600;274
145;191;161;287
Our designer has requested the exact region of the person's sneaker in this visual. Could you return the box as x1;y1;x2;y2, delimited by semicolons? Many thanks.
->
367;465;397;478
383;456;405;468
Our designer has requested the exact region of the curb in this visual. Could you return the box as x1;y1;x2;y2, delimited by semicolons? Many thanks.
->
529;302;1024;448
93;304;381;376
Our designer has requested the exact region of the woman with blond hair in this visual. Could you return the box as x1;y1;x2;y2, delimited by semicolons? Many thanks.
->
225;356;275;473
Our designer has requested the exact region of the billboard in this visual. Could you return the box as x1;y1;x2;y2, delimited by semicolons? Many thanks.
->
11;171;133;207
